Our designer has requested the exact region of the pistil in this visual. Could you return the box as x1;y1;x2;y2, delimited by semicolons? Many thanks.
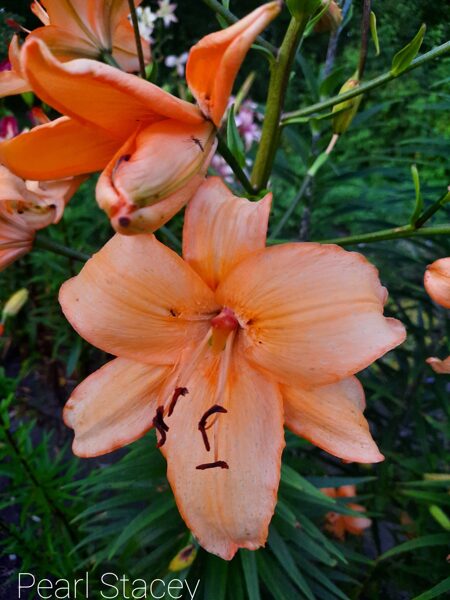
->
210;307;239;354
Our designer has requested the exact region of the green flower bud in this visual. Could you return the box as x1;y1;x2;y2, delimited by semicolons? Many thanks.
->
332;77;363;135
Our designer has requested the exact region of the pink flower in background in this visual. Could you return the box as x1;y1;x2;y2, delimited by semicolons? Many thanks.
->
157;0;178;27
0;116;19;141
210;154;234;183
165;52;188;77
235;99;262;150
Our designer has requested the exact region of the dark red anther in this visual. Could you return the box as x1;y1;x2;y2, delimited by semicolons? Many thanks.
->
152;406;169;448
198;404;227;452
118;216;130;228
168;387;188;416
196;461;229;470
5;18;23;32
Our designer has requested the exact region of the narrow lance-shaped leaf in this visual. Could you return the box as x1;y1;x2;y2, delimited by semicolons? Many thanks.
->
227;104;246;168
370;11;380;56
391;24;426;76
409;164;423;224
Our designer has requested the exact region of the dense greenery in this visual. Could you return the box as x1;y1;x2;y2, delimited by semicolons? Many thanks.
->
1;1;449;599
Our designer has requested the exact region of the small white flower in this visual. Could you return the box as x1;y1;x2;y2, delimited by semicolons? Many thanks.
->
157;0;178;27
134;6;158;42
165;52;188;77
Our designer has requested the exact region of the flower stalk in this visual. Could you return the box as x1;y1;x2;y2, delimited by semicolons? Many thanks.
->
282;40;450;123
251;15;309;191
216;132;256;196
34;234;90;262
127;0;146;78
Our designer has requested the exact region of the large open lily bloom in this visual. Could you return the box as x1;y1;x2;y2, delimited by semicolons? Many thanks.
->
321;485;372;539
0;165;81;271
59;177;405;559
424;257;450;374
0;0;151;98
0;2;281;234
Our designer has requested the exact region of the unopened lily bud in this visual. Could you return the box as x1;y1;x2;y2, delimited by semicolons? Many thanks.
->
332;77;363;135
168;544;197;572
2;288;28;322
315;1;343;33
97;121;217;235
287;0;322;20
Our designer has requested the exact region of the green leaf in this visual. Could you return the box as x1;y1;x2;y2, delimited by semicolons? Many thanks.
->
412;577;450;600
204;554;228;600
226;105;246;168
370;12;380;56
240;550;261;600
379;533;450;561
391;24;426;76
268;527;315;600
409;164;423;224
429;505;450;531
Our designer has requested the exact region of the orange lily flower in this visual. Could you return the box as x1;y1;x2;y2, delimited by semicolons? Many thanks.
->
0;0;151;98
0;165;82;271
59;177;405;559
424;257;450;373
321;485;372;539
0;3;281;234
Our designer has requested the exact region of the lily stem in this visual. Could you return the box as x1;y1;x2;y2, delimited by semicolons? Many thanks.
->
216;133;256;196
200;0;277;57
251;16;308;191
34;234;90;263
316;224;450;246
127;0;146;79
358;0;372;78
282;40;450;123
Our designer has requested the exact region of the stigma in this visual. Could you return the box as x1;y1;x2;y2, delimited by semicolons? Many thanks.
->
210;307;239;353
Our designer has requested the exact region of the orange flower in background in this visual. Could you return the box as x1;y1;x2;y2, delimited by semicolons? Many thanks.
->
0;0;151;98
0;165;82;271
424;257;450;374
322;485;372;539
59;177;405;559
0;2;281;234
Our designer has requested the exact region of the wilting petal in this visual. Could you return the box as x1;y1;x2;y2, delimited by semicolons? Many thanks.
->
183;177;271;290
0;117;122;180
59;234;219;364
161;348;284;560
64;358;172;457
426;356;450;374
217;243;406;386
0;212;34;271
283;377;383;463
25;175;84;223
96;120;216;233
186;1;281;125
424;257;450;309
0;36;30;98
21;38;202;138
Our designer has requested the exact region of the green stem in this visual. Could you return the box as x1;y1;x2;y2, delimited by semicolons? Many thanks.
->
251;16;308;191
34;234;90;262
127;0;146;79
414;189;450;228
216;133;256;196
358;0;372;78
201;0;277;56
282;40;450;123
316;224;450;246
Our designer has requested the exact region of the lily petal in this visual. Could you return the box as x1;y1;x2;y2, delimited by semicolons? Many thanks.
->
112;16;151;72
59;233;219;365
426;356;450;374
0;36;30;98
343;505;372;535
183;177;271;290
161;348;284;560
64;357;172;457
0;205;34;272
21;38;202;138
0;117;121;180
186;1;281;125
283;377;384;463
216;243;406;386
97;120;216;233
424;257;450;309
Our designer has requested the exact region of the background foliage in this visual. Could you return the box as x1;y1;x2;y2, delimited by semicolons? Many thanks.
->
1;1;449;599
